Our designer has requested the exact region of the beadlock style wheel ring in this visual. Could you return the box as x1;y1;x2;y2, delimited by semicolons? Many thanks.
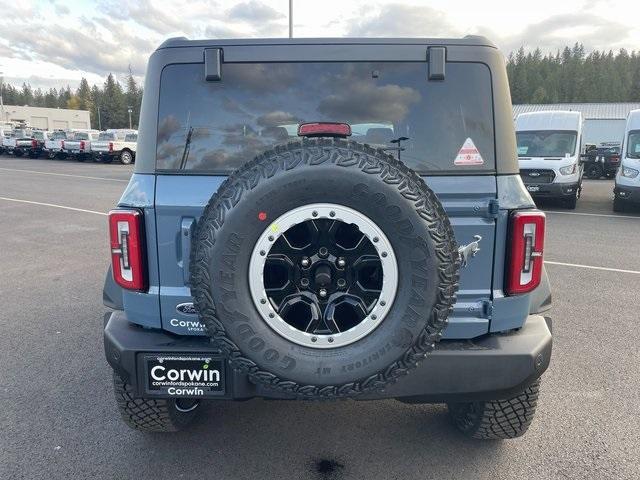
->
249;203;398;349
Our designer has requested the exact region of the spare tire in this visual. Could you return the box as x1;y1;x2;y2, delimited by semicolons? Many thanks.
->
191;138;460;398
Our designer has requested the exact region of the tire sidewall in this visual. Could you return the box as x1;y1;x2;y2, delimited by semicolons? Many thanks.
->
196;146;453;387
121;151;133;164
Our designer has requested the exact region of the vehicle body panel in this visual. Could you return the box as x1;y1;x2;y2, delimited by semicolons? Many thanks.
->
615;109;640;202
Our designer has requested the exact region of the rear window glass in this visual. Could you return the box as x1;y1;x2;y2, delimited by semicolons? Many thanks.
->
516;131;577;157
51;131;66;140
125;133;138;142
156;62;495;173
99;132;116;141
73;132;89;140
33;132;44;140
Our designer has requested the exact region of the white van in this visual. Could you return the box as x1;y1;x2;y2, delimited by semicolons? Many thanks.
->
614;109;640;212
515;111;584;209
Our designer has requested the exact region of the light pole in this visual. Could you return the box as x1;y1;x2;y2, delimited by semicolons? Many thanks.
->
0;71;4;123
127;106;133;129
289;0;293;38
97;106;102;130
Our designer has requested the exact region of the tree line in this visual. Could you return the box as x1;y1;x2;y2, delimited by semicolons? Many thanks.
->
2;44;640;130
507;43;640;104
1;70;142;130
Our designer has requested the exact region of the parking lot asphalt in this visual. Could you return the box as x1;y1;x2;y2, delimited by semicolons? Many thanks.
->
1;155;639;480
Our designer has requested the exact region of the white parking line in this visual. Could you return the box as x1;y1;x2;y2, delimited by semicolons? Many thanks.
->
0;196;107;216
545;210;640;220
0;167;129;183
545;260;640;275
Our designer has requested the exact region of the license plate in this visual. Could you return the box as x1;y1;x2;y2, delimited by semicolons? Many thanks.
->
144;354;225;398
527;185;540;192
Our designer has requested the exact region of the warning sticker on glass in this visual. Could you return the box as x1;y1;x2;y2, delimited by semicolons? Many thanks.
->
454;138;484;166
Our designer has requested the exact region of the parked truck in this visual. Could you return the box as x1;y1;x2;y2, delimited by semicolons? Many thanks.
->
63;130;100;161
92;130;137;164
4;129;33;157
43;130;68;159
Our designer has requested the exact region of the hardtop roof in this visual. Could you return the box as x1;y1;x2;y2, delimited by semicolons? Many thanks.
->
515;111;582;132
157;36;496;50
626;109;640;130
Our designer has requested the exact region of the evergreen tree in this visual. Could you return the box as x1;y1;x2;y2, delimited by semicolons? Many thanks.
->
76;78;93;111
125;66;141;129
21;83;34;106
101;74;126;129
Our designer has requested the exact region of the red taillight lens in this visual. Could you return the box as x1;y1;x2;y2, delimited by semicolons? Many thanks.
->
80;140;86;150
31;139;37;148
506;210;546;295
298;122;351;137
109;209;146;291
61;140;65;149
109;142;114;152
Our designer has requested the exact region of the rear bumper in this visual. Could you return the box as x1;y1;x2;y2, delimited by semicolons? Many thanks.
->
104;311;552;402
94;151;119;158
525;181;579;199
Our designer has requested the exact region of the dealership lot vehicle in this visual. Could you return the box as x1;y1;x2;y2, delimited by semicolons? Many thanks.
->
3;128;32;156
0;127;9;154
583;144;621;179
26;130;47;158
516;111;585;209
63;130;100;161
103;37;552;439
614;109;640;211
93;130;137;164
43;130;68;159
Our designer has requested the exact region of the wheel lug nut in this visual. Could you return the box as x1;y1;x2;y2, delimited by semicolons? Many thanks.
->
337;279;346;288
337;258;346;268
319;247;328;258
319;288;327;298
300;278;310;287
301;257;310;267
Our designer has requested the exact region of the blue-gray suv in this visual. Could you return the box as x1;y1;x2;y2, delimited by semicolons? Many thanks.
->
103;37;553;439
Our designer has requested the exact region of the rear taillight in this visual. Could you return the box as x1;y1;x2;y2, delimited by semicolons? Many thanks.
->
109;209;146;291
109;142;114;152
31;139;37;148
506;210;546;295
80;140;86;150
61;140;65;149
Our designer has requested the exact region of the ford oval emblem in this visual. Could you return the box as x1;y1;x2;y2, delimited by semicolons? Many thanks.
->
176;303;197;315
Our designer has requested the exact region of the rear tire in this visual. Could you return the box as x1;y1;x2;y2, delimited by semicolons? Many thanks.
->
447;379;541;440
613;196;627;213
120;150;133;165
112;372;200;432
585;164;602;179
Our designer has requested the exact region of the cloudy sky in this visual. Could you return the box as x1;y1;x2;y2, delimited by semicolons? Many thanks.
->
0;0;638;89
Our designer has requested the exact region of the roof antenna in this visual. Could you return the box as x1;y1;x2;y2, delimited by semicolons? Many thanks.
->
289;0;293;38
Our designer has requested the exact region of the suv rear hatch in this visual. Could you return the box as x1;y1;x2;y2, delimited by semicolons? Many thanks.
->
150;47;498;340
